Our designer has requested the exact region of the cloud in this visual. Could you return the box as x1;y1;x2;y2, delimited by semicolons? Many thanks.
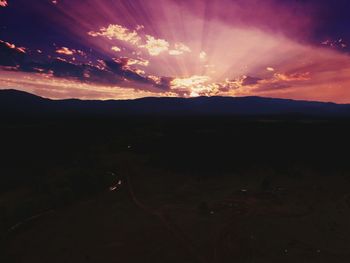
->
87;23;192;58
0;0;7;7
2;30;350;102
88;24;141;45
135;25;144;31
169;43;191;56
169;75;219;97
241;76;262;86
162;72;311;98
199;51;207;61
0;70;162;100
0;40;27;67
0;39;161;91
273;72;311;82
125;58;149;67
56;47;74;55
111;46;121;53
142;35;170;56
217;72;312;95
55;47;86;57
168;50;183;56
171;75;210;89
0;40;26;54
2;43;313;99
110;57;149;69
162;74;264;97
157;77;174;90
321;39;347;50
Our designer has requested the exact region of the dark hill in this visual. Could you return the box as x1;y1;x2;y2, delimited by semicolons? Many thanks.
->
1;89;350;119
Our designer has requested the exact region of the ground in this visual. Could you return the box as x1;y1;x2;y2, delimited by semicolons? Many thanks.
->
1;118;350;262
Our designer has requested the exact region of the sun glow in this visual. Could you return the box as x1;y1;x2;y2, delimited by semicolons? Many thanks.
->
171;76;210;89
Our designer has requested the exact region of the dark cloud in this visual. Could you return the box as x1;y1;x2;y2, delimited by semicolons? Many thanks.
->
0;39;164;90
156;77;174;90
254;82;292;92
0;40;26;66
242;76;262;86
104;60;153;85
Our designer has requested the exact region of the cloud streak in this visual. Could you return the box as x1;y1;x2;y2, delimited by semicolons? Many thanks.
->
0;40;165;93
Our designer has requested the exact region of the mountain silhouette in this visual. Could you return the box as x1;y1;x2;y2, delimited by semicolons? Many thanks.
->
1;89;350;119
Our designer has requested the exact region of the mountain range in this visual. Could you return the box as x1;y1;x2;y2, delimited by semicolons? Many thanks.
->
1;89;350;119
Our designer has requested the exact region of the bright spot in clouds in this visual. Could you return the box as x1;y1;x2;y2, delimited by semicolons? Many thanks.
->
171;75;211;89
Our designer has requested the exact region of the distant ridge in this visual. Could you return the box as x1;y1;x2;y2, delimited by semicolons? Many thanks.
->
1;89;350;119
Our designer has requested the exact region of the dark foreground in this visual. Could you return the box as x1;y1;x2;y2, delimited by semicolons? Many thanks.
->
1;115;350;263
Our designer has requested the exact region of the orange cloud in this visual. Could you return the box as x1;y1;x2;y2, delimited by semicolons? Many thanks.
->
56;47;74;55
171;75;210;89
111;46;121;52
87;23;192;59
88;24;141;45
0;0;7;7
273;72;311;82
142;35;169;56
126;58;149;67
170;75;221;97
0;40;26;53
55;47;86;57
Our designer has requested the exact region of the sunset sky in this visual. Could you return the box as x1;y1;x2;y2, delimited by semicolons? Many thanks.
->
1;0;350;102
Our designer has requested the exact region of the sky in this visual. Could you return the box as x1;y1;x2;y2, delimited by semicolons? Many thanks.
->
0;0;350;102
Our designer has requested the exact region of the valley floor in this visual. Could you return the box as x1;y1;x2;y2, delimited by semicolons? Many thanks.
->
1;118;350;262
2;152;350;263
